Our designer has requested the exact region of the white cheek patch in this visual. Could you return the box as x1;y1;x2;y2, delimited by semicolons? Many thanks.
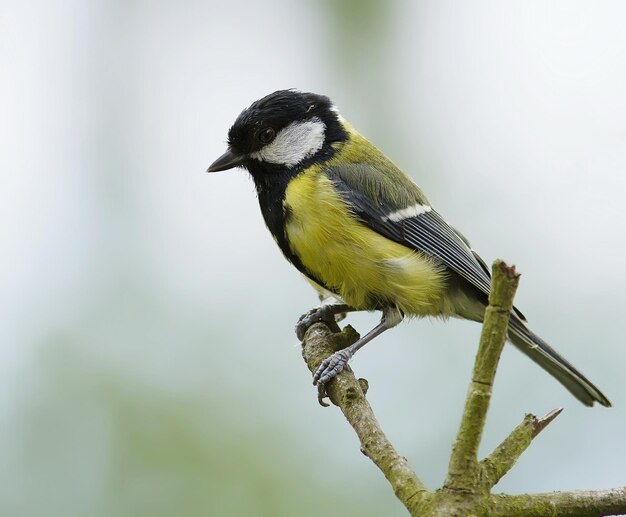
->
383;203;432;222
250;117;326;167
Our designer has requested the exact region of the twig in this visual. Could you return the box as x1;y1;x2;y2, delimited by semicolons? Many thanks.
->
479;408;563;490
444;260;520;492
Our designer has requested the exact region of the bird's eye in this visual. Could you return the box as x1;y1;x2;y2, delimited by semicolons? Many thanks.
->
258;127;276;145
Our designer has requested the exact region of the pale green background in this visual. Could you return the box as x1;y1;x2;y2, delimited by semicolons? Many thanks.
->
2;1;625;516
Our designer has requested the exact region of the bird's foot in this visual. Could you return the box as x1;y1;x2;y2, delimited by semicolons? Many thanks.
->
296;306;338;341
313;348;353;386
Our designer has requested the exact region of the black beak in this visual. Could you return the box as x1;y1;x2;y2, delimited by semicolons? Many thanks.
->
207;148;245;173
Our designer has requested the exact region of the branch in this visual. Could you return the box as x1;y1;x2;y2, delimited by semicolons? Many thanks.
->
479;408;562;490
444;260;520;492
299;260;626;516
300;322;428;512
490;488;626;516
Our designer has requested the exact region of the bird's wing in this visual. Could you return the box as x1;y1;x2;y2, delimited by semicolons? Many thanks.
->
326;163;493;298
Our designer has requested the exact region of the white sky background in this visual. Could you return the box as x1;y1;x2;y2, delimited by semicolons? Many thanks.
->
1;1;625;515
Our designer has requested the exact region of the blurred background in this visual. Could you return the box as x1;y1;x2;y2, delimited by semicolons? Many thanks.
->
2;1;626;515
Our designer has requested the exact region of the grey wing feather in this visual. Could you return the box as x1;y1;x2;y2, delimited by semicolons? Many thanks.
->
402;211;493;295
327;167;493;298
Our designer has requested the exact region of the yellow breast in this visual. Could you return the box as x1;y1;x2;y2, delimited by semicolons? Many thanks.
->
283;168;447;315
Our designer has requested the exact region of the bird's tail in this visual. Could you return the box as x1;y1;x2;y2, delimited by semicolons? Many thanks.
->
507;315;611;407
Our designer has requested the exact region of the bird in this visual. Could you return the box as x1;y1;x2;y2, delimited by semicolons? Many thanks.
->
207;89;610;408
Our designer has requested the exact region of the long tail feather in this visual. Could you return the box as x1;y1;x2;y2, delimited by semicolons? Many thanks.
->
507;315;611;407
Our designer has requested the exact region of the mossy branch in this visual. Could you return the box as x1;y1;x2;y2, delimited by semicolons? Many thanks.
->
299;260;626;516
444;260;520;492
300;322;427;507
478;408;563;490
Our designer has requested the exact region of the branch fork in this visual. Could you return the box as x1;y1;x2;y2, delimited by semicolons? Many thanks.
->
300;260;625;516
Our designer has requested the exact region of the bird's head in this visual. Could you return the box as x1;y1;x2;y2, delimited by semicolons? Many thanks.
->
207;90;348;174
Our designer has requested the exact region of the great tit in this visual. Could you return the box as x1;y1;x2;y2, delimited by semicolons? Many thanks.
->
207;89;610;407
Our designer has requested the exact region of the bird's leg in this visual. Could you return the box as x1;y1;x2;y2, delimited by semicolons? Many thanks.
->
296;303;354;341
312;307;404;387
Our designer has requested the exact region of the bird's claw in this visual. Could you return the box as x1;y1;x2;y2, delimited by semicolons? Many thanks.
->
317;384;330;407
296;306;334;341
296;308;321;341
313;349;352;386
